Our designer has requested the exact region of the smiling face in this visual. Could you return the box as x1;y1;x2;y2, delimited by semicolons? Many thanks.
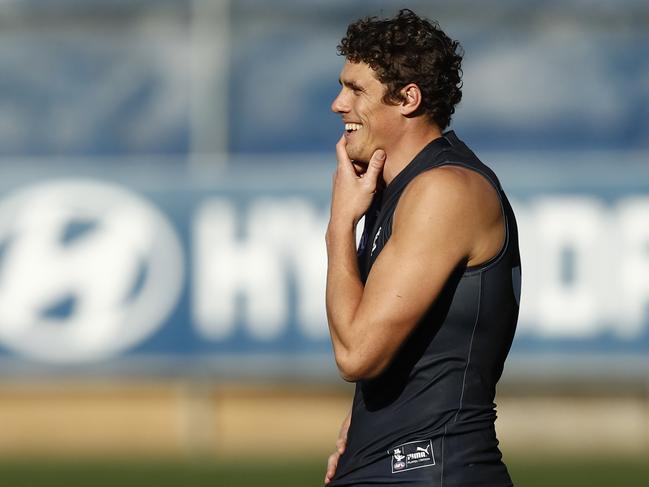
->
331;60;402;163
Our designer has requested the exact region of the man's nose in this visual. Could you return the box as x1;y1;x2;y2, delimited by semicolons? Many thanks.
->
331;91;349;114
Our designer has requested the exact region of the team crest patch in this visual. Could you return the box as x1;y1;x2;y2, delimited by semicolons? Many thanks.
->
389;439;435;474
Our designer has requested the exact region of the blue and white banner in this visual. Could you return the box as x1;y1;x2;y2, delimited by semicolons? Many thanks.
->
0;0;647;378
0;156;647;378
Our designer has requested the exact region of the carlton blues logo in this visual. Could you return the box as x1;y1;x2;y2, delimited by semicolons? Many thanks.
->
389;439;435;474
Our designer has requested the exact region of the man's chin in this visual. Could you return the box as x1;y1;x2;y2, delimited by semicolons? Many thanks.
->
346;142;377;166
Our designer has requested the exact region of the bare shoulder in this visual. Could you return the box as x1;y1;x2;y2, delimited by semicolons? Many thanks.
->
397;165;500;217
393;165;504;265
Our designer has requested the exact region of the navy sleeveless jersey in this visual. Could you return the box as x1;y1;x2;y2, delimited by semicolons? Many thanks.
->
329;131;521;487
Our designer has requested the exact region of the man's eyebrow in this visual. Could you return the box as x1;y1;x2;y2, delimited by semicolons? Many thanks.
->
339;78;364;91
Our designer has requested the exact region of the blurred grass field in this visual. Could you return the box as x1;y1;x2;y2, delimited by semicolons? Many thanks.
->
0;457;647;487
1;384;646;486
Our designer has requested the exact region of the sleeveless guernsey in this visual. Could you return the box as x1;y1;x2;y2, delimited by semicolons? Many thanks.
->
329;131;521;487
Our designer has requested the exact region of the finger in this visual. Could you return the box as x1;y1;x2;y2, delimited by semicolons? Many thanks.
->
326;457;338;480
327;452;339;472
325;453;339;482
363;149;386;188
335;135;349;163
336;437;346;454
335;136;356;176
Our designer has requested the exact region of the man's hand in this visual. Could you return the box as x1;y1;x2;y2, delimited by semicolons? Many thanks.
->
329;136;385;226
324;410;352;485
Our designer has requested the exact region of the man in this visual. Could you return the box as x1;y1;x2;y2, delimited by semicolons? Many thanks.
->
324;9;521;487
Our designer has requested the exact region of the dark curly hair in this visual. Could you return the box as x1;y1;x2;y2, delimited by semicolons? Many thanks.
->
337;9;463;130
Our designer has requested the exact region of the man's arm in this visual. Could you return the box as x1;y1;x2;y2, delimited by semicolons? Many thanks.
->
326;143;503;381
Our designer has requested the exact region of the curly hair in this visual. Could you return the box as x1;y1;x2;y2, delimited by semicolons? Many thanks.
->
337;9;463;130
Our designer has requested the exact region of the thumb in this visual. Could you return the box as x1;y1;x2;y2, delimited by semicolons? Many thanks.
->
363;149;386;186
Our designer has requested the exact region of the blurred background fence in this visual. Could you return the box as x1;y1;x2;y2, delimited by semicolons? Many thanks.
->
0;0;647;483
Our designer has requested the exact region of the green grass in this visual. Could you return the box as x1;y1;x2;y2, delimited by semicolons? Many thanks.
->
0;457;646;486
0;461;322;487
508;457;649;487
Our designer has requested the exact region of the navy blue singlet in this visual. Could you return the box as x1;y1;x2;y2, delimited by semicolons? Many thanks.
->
329;131;521;487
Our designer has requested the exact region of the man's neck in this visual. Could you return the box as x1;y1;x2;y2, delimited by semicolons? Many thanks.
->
382;124;444;185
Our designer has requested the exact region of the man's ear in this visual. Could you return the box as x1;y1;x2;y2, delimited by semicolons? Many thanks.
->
399;84;422;116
